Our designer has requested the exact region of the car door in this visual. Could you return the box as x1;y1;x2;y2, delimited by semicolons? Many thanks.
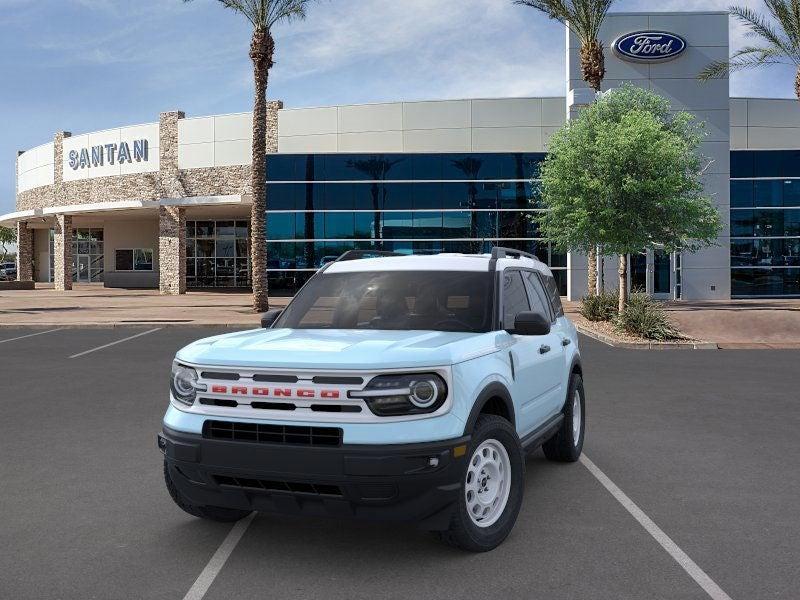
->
522;270;567;419
499;270;563;437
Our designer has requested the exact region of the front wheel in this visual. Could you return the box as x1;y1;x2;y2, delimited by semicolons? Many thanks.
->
542;373;585;462
436;415;525;552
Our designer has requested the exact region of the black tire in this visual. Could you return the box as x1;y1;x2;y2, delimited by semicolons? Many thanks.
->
163;460;252;523
436;414;525;552
542;373;585;462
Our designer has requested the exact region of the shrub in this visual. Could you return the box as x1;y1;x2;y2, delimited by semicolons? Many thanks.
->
580;290;619;322
614;293;684;341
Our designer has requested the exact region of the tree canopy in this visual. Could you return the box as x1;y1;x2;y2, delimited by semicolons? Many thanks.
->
537;84;722;259
0;226;16;262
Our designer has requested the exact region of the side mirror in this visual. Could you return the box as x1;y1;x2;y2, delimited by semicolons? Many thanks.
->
260;309;283;329
508;311;551;336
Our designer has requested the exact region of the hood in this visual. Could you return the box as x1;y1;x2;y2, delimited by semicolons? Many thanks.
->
176;328;498;370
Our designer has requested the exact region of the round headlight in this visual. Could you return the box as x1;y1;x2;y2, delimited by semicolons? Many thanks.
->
171;363;201;405
409;379;438;408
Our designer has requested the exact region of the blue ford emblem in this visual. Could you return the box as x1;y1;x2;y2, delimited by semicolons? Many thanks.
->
613;31;687;62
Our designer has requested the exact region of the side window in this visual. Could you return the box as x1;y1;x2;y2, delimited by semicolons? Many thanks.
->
502;271;531;328
541;273;565;318
522;271;553;321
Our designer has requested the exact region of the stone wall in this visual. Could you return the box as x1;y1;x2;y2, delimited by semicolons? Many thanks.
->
158;206;185;295
53;214;73;291
16;221;33;281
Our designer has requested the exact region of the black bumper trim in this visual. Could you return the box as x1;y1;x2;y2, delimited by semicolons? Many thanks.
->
160;425;470;529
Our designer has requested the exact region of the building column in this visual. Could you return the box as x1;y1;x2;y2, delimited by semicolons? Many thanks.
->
16;221;33;282
159;205;186;295
53;214;73;291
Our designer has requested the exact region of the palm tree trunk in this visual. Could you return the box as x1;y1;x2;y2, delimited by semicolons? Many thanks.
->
598;246;605;292
371;183;381;248
580;40;605;93
249;29;274;313
580;39;604;296
618;254;628;314
796;67;800;102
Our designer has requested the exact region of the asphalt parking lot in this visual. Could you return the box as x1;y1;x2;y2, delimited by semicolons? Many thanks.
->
1;327;798;600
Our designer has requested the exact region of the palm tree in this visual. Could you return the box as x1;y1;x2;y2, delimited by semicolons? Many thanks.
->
185;0;314;311
699;2;800;101
515;0;615;295
348;157;405;247
451;158;484;252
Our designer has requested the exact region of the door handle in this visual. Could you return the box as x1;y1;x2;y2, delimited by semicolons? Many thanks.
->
539;344;551;354
561;338;571;346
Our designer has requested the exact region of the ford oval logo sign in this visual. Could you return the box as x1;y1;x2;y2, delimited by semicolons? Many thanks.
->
613;31;687;62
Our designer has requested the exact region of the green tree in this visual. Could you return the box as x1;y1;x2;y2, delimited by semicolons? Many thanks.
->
184;0;315;311
537;85;722;313
699;2;800;100
0;226;15;263
514;0;616;294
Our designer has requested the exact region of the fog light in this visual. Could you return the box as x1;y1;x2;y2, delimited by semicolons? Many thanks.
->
428;457;439;468
157;434;167;452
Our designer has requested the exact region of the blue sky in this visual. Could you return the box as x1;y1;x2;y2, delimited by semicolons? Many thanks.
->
1;0;797;215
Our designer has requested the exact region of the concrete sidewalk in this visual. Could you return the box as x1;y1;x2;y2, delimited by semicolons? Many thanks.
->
664;300;800;349
0;284;289;327
564;298;800;349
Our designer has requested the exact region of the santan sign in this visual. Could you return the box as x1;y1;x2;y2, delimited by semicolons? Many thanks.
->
613;31;687;62
68;139;149;170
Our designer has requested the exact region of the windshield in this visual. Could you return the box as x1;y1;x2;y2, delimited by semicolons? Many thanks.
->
275;270;494;332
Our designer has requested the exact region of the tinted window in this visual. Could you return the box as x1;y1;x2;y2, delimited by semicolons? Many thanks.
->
542;272;565;317
275;271;494;332
730;151;754;178
115;249;133;271
730;181;753;208
521;271;551;320
502;271;531;328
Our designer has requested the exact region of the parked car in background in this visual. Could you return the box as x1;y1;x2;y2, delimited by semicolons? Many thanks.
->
0;262;16;281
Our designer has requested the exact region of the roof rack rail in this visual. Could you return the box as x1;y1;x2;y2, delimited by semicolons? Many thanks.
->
490;247;539;261
335;250;404;262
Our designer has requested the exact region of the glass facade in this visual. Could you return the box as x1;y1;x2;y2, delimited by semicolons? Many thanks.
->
186;220;251;288
264;153;567;295
731;151;800;297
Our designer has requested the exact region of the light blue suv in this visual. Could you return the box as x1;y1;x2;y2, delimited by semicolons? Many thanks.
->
160;248;585;551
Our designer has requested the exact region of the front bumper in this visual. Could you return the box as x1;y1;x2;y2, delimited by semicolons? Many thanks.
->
159;426;470;530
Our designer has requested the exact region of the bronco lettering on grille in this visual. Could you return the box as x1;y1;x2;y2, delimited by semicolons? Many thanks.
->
209;385;341;399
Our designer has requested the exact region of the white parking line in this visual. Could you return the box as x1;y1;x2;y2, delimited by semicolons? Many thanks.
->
183;512;256;600
580;454;733;600
0;329;63;345
68;328;162;359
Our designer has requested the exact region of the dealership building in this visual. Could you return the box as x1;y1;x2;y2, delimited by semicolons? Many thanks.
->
4;10;800;299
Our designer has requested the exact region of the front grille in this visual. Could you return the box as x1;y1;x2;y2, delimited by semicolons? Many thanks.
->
213;475;343;497
203;420;342;447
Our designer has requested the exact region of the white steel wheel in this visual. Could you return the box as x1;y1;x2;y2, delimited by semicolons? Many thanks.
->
464;439;511;528
572;388;582;447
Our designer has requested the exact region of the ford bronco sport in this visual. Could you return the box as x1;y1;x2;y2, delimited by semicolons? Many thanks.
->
159;248;585;551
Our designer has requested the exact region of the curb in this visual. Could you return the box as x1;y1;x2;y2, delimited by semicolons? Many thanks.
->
575;323;718;350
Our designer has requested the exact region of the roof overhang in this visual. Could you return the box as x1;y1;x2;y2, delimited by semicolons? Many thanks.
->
0;194;245;227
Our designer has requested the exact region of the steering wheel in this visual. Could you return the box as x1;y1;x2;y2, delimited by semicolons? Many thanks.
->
433;317;473;331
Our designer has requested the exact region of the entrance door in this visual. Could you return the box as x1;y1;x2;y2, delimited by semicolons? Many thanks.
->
630;252;647;293
77;256;90;282
652;250;672;298
626;249;674;299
